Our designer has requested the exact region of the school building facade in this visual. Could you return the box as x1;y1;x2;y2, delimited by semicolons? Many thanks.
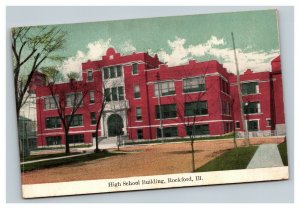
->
32;48;285;147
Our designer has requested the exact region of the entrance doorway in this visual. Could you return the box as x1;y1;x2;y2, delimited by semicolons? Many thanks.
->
107;114;124;137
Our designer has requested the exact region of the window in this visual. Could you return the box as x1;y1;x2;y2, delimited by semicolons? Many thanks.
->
154;81;175;96
104;88;111;102
45;117;61;129
183;77;205;93
137;129;143;139
223;122;232;133
46;136;61;146
132;63;138;75
222;101;231;115
136;107;142;121
103;65;122;79
266;119;272;127
185;101;208;116
110;66;115;78
244;102;260;114
87;71;93;81
44;96;58;110
242;82;259;95
66;93;83;107
236;121;240;129
90;112;97;125
105;87;124;101
66;114;83;127
248;120;258;131
220;78;229;94
89;91;95;104
118;87;124;100
68;134;84;143
155;104;177;119
103;67;109;79
116;65;122;77
157;127;178;138
112;87;118;101
186;124;209;136
134;85;140;98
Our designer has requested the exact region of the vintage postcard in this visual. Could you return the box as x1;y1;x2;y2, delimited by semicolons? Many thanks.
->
11;9;288;198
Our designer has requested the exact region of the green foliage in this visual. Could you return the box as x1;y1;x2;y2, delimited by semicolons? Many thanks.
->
12;25;67;121
12;26;66;73
196;146;258;172
66;72;80;81
47;55;67;62
41;66;62;83
25;26;66;53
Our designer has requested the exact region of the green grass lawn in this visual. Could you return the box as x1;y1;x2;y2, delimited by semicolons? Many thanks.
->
278;141;288;166
21;151;124;172
196;146;258;172
125;133;236;145
20;152;81;162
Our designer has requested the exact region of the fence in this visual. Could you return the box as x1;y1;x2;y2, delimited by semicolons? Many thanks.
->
236;129;286;138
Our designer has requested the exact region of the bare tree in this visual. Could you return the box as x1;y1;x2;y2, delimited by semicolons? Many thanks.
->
93;92;107;153
11;26;66;121
93;78;124;152
155;73;165;143
175;62;221;172
93;81;110;153
43;68;89;154
176;91;206;172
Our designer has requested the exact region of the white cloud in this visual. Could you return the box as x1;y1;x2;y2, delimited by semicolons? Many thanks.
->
58;39;138;78
59;36;279;77
156;36;279;73
158;38;190;66
120;40;136;54
206;35;225;46
58;39;112;76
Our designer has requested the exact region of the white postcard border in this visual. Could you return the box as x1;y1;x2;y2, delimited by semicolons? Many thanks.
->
22;166;289;198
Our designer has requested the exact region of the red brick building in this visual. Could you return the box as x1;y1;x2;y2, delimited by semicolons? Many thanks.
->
33;48;285;147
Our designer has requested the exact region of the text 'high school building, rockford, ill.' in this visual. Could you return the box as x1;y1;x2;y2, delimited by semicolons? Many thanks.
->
31;48;285;147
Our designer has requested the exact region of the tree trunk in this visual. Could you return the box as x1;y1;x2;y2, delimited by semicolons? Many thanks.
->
94;116;101;153
233;129;238;159
95;135;100;153
17;108;24;156
65;130;70;154
117;135;120;151
190;136;196;172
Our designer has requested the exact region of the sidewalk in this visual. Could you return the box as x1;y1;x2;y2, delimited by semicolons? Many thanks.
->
76;143;117;152
20;152;91;165
247;144;284;169
22;143;118;165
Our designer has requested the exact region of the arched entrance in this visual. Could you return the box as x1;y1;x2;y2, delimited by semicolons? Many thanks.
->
107;114;124;137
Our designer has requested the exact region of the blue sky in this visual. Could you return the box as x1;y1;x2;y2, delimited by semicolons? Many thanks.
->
52;9;280;75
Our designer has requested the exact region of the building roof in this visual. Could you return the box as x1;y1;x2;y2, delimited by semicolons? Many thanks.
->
272;55;281;63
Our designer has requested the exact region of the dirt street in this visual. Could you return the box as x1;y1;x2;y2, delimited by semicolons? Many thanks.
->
22;137;284;184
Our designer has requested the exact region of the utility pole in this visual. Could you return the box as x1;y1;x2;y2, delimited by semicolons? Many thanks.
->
231;32;250;146
156;73;164;142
